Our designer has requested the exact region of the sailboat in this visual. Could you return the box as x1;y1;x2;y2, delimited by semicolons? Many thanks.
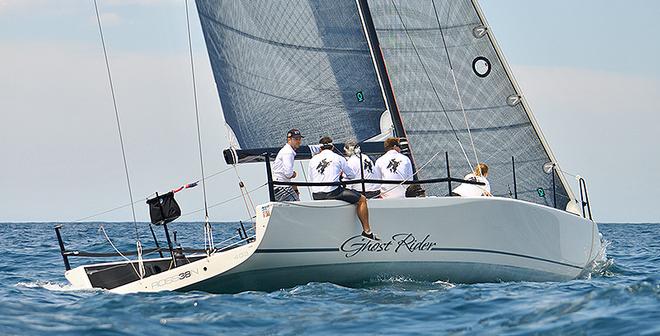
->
59;0;603;294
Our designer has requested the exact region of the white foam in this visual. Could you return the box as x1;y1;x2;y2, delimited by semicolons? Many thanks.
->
432;280;456;289
580;239;613;278
15;280;101;292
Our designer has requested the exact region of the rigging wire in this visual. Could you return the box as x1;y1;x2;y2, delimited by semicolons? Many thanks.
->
184;0;216;253
179;183;267;218
388;0;474;171
184;0;210;222
92;0;140;241
431;0;479;167
299;161;313;199
72;166;235;223
230;165;253;218
238;181;255;219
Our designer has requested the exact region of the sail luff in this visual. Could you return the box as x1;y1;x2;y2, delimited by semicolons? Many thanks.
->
470;0;576;203
355;0;392;125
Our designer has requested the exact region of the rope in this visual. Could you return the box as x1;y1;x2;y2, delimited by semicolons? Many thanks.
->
99;225;141;277
230;162;258;220
204;221;214;256
238;182;255;222
136;240;145;279
93;0;140;244
388;0;474;171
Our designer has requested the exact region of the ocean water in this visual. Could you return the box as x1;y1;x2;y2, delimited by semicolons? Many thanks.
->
0;222;658;335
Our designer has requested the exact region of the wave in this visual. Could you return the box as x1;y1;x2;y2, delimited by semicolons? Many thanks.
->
15;280;102;293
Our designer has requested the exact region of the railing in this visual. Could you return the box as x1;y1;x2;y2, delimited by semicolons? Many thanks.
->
578;176;593;220
264;152;485;202
54;223;254;271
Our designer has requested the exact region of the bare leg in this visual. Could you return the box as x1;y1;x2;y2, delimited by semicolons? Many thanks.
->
356;195;371;233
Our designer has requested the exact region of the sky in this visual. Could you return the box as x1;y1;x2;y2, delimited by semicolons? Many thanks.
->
1;0;659;223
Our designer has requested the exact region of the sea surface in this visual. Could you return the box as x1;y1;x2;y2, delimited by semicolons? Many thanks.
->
0;222;658;335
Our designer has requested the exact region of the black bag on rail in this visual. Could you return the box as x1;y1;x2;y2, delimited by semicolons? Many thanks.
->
146;192;181;225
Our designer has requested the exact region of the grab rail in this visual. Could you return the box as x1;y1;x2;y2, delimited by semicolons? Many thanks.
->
578;176;593;220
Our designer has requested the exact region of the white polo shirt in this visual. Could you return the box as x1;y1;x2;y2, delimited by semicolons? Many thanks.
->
375;149;413;198
452;173;491;196
308;149;355;193
272;143;296;183
346;154;381;192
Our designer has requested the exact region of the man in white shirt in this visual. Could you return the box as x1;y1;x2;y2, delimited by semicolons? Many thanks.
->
452;163;492;197
272;129;303;202
375;137;414;199
309;136;379;240
344;140;381;198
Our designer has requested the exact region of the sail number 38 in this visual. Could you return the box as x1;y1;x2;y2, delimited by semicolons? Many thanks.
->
179;271;192;280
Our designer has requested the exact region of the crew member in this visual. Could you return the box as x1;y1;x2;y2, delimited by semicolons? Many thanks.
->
375;137;413;199
309;136;379;240
452;163;492;197
272;129;303;201
344;139;381;199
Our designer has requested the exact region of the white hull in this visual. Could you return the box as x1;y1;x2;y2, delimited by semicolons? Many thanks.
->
66;197;602;294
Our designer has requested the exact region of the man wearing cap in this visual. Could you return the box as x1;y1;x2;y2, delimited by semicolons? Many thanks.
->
308;136;379;240
375;137;414;199
272;129;303;202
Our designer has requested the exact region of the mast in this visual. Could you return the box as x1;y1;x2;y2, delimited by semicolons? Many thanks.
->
355;0;404;138
355;0;418;174
470;0;577;204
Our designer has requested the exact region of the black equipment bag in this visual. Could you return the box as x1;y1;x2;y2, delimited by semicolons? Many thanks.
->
146;192;181;225
406;184;426;198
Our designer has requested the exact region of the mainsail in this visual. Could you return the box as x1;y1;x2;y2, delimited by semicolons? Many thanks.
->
196;0;387;150
197;0;575;210
365;0;574;209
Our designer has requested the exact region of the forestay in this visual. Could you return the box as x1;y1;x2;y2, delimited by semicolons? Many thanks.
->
366;0;572;209
196;0;387;150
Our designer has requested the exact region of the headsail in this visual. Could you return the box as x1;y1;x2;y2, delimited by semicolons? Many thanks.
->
196;0;387;150
366;0;574;209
